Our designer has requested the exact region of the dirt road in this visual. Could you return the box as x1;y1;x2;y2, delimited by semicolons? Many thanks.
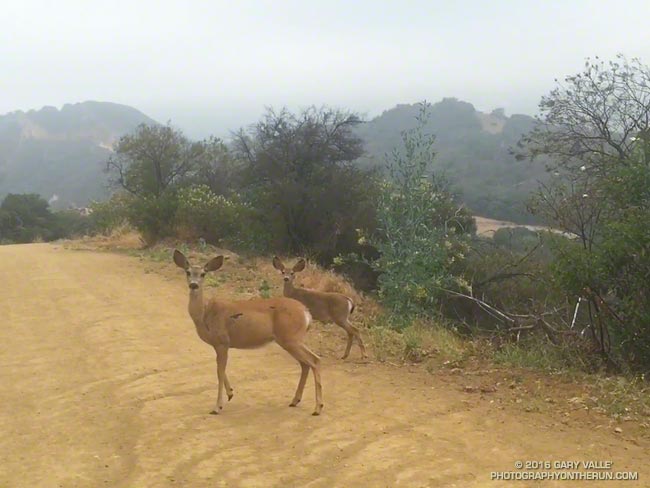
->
0;244;647;487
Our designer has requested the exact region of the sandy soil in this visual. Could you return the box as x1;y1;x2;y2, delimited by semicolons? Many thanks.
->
0;244;647;487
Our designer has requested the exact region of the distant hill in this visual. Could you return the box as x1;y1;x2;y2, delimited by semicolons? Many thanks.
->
0;98;546;222
355;99;547;223
0;101;157;208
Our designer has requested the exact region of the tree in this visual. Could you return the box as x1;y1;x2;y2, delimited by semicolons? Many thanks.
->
106;123;204;198
191;136;243;197
523;56;650;248
520;55;650;175
520;56;650;370
105;123;214;244
0;193;57;243
233;106;378;258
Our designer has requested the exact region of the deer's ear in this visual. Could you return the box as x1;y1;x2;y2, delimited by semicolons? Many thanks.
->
272;256;285;271
204;255;224;272
293;259;306;272
173;249;189;270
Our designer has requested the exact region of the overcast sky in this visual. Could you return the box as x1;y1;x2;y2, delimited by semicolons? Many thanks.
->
2;0;649;137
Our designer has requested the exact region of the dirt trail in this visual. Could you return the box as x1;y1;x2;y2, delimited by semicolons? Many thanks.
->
0;244;647;487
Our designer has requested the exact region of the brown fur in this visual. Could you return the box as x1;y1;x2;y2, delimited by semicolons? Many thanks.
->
174;250;323;415
273;257;367;360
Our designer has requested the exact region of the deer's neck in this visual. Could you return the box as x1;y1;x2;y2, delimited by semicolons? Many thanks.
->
188;288;205;326
283;280;297;297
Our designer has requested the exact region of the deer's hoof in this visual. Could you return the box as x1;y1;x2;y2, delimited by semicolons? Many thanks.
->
209;410;219;415
289;400;300;407
228;393;234;401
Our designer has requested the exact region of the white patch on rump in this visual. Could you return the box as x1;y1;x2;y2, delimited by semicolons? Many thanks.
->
304;309;312;330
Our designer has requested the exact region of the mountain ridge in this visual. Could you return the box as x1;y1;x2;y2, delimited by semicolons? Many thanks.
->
0;101;157;207
0;99;544;222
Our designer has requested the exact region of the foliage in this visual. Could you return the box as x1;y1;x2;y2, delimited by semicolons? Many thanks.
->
233;106;379;259
521;56;650;372
89;193;131;235
126;191;179;246
106;123;205;198
103;124;251;247
550;155;650;371
52;210;91;238
0;193;92;243
519;55;650;175
370;104;474;323
190;137;243;196
174;184;270;251
459;231;559;326
0;193;58;243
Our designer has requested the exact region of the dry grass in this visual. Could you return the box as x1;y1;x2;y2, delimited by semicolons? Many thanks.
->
63;223;144;251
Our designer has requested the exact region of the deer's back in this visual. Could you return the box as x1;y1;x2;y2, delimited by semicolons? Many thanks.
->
206;297;310;348
288;287;352;323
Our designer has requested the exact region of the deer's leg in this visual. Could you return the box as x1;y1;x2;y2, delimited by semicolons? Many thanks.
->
224;373;234;401
289;362;310;407
349;323;368;359
211;346;229;414
337;319;367;360
332;318;354;359
280;342;323;415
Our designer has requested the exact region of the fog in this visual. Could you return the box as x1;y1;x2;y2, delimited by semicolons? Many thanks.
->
3;0;649;137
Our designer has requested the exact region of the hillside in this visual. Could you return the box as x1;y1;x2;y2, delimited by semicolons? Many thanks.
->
355;99;547;223
0;99;547;222
0;101;156;208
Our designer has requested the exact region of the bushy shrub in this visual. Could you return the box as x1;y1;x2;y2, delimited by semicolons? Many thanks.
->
89;194;131;235
53;210;91;239
370;105;474;324
126;192;179;246
174;184;272;252
549;156;650;371
459;232;561;328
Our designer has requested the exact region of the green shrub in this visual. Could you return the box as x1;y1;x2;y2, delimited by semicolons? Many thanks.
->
175;184;273;253
89;194;130;235
0;193;58;243
126;192;179;246
53;210;91;239
370;104;473;323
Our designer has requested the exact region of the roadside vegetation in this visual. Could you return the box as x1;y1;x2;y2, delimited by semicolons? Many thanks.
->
5;56;650;421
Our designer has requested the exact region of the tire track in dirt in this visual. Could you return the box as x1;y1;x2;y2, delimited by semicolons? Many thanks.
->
1;244;648;487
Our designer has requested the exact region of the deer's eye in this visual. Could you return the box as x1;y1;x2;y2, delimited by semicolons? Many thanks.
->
186;271;190;276
200;272;206;278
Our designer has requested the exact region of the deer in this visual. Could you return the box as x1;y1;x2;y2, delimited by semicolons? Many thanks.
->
272;257;368;360
173;250;323;416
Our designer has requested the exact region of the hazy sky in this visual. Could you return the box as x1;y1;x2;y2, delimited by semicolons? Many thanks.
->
2;0;650;137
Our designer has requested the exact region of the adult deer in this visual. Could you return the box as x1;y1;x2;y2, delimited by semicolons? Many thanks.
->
173;250;323;415
272;257;368;360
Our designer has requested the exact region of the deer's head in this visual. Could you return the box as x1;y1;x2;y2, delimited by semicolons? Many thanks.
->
272;257;306;285
173;250;224;291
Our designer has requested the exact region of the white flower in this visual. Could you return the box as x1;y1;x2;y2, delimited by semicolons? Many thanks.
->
582;193;589;198
580;165;586;171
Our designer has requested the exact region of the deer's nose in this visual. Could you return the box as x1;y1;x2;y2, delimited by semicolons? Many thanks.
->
189;283;199;290
283;277;290;282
